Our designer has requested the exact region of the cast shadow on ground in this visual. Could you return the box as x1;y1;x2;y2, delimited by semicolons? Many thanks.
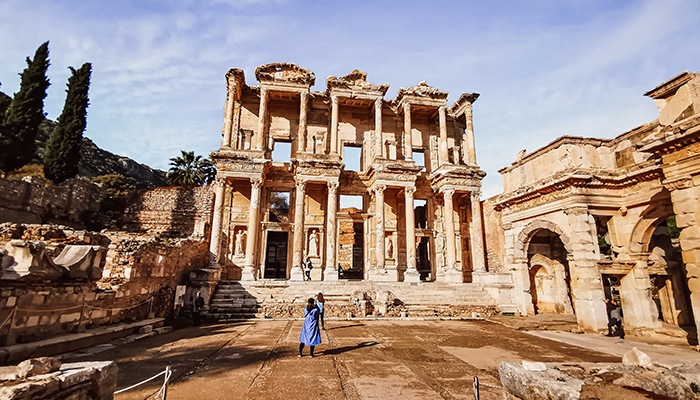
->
328;324;364;330
322;341;379;356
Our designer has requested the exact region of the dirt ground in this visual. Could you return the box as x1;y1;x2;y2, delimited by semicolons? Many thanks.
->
58;316;659;400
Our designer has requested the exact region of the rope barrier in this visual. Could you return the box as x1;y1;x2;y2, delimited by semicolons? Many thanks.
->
0;308;16;331
114;366;171;396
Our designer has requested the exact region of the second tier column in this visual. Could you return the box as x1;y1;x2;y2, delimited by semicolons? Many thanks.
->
404;186;420;282
242;177;262;280
324;181;339;281
291;179;307;281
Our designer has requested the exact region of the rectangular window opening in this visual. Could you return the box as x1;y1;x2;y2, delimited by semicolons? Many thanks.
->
343;145;362;171
270;191;290;223
340;195;364;212
414;149;425;171
272;140;291;163
414;199;427;229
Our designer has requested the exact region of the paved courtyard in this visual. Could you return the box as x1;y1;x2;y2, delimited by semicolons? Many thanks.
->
59;317;700;400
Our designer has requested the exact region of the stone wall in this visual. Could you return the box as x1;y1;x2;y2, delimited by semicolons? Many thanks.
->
0;176;107;230
122;186;214;238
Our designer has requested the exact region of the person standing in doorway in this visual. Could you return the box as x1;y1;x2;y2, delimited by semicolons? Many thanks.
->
605;298;625;339
317;292;326;330
192;291;205;327
299;298;321;358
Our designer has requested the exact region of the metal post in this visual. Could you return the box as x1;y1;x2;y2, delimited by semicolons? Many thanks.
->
163;365;170;399
473;376;480;400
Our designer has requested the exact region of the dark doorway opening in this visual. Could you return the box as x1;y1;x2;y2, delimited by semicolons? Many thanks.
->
265;231;288;279
417;236;431;281
340;222;364;280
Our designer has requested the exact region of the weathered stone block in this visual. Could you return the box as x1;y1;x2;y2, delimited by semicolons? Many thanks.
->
673;199;700;215
622;347;654;368
17;357;61;379
498;361;583;400
59;312;81;323
25;316;39;327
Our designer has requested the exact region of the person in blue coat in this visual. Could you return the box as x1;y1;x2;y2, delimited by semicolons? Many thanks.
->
298;298;321;358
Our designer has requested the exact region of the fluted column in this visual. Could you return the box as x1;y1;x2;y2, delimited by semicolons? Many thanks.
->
443;189;457;270
208;178;226;267
403;103;413;161
291;179;307;280
375;98;384;158
242;177;263;280
469;191;486;273
465;106;476;164
298;91;309;153
438;106;449;165
330;95;339;155
324;181;339;281
375;185;386;271
404;186;419;282
222;82;236;148
255;87;269;151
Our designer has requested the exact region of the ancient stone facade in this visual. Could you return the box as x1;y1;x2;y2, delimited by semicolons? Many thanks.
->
209;63;489;286
491;72;700;334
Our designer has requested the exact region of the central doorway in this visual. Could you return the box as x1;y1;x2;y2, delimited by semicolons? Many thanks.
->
264;231;288;279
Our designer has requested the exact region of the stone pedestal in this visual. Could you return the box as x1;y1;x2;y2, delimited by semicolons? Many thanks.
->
442;268;462;283
369;269;392;282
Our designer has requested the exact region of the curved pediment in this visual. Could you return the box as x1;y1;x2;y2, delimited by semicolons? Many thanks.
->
254;63;315;86
396;81;449;103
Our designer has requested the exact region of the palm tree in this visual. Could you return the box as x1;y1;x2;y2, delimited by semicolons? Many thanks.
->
168;150;216;186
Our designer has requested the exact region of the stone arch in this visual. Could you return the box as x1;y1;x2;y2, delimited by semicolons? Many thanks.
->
629;194;674;253
515;219;573;260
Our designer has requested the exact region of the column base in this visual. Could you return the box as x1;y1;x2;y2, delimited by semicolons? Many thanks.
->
324;268;339;282
442;269;463;283
404;270;420;283
241;266;256;281
290;266;305;281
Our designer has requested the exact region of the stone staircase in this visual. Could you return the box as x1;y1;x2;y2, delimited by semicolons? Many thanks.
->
206;281;263;321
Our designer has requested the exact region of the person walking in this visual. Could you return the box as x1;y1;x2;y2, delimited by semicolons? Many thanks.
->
605;298;625;339
317;292;326;330
299;298;321;358
303;256;313;281
192;291;205;327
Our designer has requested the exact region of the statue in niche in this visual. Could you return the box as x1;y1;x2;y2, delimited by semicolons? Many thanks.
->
308;230;319;257
386;236;394;259
235;230;246;257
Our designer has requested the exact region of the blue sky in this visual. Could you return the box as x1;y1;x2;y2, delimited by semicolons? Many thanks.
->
1;0;699;198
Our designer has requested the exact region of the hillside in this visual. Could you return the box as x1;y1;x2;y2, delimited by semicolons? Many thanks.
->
34;119;168;189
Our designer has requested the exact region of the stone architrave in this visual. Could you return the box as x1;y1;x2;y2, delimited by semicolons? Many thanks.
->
404;186;420;282
242;178;263;280
324;181;339;282
442;189;462;282
403;102;413;161
291;179;307;281
208;178;226;268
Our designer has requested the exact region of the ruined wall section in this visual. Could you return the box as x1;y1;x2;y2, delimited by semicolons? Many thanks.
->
122;185;214;238
0;176;106;230
482;196;504;273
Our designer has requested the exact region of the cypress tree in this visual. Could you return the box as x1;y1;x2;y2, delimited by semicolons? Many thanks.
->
0;42;50;173
44;63;91;183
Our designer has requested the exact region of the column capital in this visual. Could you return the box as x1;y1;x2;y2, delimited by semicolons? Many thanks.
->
564;206;588;216
375;97;383;109
260;87;269;97
470;191;481;201
327;181;339;193
331;95;339;104
442;188;455;201
405;186;416;196
373;184;386;194
251;177;263;190
438;105;447;113
214;176;227;187
295;179;307;191
403;102;411;112
300;90;309;100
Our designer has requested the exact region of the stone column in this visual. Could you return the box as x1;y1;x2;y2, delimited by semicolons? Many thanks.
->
438;106;449;166
222;81;236;148
291;179;307;281
375;98;384;158
298;91;309;153
404;186;420;282
375;185;386;272
255;87;269;151
208;178;226;268
469;191;486;273
442;189;461;282
330;95;339;155
324;181;339;281
403;103;413;161
242;177;263;280
667;177;700;335
464;106;476;164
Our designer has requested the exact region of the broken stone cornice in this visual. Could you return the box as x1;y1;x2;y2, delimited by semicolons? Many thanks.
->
644;71;695;99
254;62;315;86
